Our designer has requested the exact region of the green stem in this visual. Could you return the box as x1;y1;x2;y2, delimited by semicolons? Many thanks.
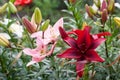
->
0;49;7;73
104;40;109;58
90;64;95;80
109;15;112;32
102;24;109;58
116;56;120;70
16;13;34;48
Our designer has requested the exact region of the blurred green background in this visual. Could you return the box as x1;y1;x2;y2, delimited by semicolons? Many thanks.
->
0;0;120;24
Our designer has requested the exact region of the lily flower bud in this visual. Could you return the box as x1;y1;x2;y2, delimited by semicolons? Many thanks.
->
114;17;120;27
100;0;107;11
0;35;10;47
89;6;97;15
101;9;108;24
0;3;8;14
108;0;115;13
34;7;42;25
41;19;50;31
85;4;94;19
22;17;37;34
8;2;17;13
93;0;101;8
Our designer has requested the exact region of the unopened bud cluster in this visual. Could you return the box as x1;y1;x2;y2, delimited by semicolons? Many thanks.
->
22;7;50;34
0;1;17;14
86;0;115;24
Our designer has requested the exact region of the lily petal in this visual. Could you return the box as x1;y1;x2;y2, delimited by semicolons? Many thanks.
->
85;50;104;62
59;27;77;47
27;56;45;66
23;48;40;58
31;31;42;38
90;38;106;49
46;41;57;56
27;60;37;67
57;48;81;58
53;18;63;37
76;61;87;77
94;32;111;38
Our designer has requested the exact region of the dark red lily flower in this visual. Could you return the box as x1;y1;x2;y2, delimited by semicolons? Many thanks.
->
57;26;110;77
14;0;32;6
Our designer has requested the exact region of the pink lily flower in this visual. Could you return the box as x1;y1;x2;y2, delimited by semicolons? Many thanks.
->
23;39;56;66
23;18;63;66
31;18;63;45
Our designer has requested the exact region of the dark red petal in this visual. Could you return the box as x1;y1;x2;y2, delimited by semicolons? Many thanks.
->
85;50;104;62
84;26;91;33
74;30;84;45
57;48;81;59
76;61;87;77
90;38;106;49
23;0;32;4
59;27;68;39
94;32;111;38
71;26;91;36
77;26;91;48
84;27;92;48
14;0;22;6
59;27;77;48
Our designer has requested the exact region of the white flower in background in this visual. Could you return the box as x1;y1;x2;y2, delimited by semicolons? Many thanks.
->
115;3;120;9
0;18;11;25
0;33;11;39
0;18;23;38
9;22;23;38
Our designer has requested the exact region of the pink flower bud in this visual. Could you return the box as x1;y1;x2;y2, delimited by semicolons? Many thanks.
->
22;17;37;34
101;9;108;24
100;0;107;11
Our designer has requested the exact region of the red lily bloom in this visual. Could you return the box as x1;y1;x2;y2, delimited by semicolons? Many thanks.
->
57;26;110;77
14;0;32;6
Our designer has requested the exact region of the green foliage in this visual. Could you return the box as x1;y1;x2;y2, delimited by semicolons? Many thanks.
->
0;0;120;80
